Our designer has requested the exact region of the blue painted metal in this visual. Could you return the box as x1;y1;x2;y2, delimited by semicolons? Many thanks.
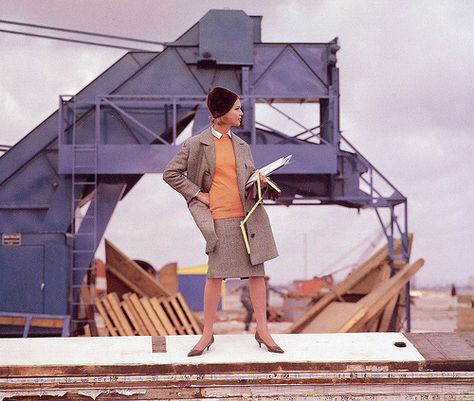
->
0;233;68;314
178;275;222;312
0;9;410;334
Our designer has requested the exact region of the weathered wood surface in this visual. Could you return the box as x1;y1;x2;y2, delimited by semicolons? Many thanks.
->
0;333;472;400
0;372;473;400
405;332;474;371
105;238;170;298
158;262;178;294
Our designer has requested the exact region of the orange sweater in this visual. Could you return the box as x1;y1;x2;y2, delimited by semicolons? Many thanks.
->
209;134;245;219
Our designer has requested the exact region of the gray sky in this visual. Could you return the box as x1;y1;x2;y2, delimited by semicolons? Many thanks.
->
1;0;473;287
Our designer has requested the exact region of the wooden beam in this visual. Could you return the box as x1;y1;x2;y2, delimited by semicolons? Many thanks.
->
107;293;134;336
348;259;424;332
122;293;150;336
129;293;159;336
287;242;391;333
158;262;178;294
301;259;423;333
176;292;203;335
105;239;170;298
302;302;361;333
149;297;176;335
95;298;117;336
287;236;412;333
140;297;168;336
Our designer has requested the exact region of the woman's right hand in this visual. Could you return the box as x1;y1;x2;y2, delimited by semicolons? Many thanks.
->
196;191;210;206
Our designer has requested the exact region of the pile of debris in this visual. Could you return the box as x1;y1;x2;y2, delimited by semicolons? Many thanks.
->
82;239;202;336
286;234;424;333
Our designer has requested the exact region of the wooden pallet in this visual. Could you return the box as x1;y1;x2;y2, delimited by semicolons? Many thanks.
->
97;292;202;336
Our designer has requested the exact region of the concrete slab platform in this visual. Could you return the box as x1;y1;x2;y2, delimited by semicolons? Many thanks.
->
0;332;423;366
0;333;472;400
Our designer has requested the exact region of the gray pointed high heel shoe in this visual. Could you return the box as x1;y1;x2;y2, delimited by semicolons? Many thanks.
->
255;332;284;353
187;335;215;357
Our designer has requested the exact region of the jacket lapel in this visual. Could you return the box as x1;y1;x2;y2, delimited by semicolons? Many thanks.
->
199;128;215;178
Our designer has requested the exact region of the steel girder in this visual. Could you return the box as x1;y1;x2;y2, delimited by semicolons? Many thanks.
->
0;9;410;332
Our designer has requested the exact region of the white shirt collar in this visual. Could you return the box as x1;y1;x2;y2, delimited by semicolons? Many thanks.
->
211;125;232;139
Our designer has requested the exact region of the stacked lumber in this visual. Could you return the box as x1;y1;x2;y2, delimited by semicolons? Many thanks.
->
287;234;422;333
457;293;474;332
80;239;203;336
96;292;202;336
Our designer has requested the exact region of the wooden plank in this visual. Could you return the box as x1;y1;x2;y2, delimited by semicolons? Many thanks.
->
107;293;134;336
79;285;98;336
287;236;413;334
128;293;159;336
158;262;178;294
302;259;423;333
121;301;139;336
140;297;168;336
106;268;139;298
0;316;65;329
347;265;387;295
123;294;150;336
360;264;392;332
95;298;117;336
302;302;361;333
176;292;203;335
169;296;194;335
363;308;384;332
378;294;399;332
149;297;176;335
423;333;474;360
101;295;127;336
103;293;128;336
105;239;170;298
404;333;446;360
151;336;167;353
161;298;185;335
406;332;474;371
349;259;424;332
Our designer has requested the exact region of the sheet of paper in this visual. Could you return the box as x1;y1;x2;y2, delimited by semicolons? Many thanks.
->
246;154;292;188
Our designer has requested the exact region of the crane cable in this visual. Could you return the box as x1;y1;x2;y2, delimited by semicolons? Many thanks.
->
320;224;388;276
0;19;165;51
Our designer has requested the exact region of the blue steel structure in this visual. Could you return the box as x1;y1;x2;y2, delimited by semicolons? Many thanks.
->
0;10;410;334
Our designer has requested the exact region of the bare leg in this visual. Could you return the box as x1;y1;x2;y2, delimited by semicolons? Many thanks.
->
249;276;278;347
190;277;222;350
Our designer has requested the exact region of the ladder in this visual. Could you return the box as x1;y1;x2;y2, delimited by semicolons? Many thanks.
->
69;97;99;335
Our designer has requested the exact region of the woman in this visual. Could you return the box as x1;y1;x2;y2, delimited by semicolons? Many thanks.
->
163;87;283;356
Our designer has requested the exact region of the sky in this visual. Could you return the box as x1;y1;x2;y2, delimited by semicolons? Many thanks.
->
1;0;473;287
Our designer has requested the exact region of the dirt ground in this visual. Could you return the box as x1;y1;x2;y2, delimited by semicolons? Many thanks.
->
203;289;461;334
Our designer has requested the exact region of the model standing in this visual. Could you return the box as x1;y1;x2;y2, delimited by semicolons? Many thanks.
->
163;87;283;356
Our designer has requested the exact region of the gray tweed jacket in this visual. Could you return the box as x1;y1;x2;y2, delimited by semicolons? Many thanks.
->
162;128;278;265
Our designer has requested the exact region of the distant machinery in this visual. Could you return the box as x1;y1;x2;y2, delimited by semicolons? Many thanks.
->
0;9;410;334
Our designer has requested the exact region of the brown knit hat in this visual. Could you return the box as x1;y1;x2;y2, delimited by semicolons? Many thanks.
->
206;87;239;118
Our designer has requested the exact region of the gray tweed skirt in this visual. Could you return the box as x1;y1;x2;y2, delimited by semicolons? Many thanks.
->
207;217;265;279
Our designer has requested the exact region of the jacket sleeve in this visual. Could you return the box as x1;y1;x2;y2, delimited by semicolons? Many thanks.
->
162;140;201;203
